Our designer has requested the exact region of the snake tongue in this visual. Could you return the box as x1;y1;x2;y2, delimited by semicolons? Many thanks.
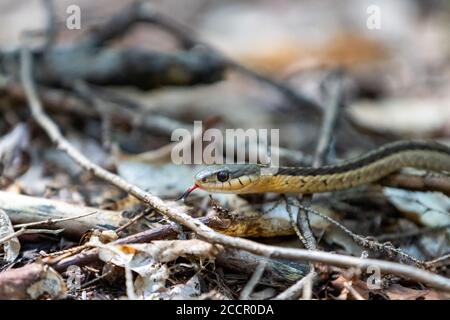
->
177;184;199;201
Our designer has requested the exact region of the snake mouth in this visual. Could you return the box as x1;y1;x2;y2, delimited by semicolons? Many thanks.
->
194;175;261;194
188;164;264;195
178;184;199;201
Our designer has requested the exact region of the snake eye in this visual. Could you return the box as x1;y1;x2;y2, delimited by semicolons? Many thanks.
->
216;170;230;182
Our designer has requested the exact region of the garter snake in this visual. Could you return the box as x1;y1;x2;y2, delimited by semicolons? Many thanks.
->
182;141;450;197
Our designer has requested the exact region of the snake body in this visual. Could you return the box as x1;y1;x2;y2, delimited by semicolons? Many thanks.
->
192;141;450;194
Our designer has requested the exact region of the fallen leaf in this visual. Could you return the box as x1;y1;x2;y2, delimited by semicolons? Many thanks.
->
383;188;450;232
134;264;170;298
384;284;429;300
147;275;201;300
0;263;66;299
26;265;67;299
98;239;221;267
349;98;450;137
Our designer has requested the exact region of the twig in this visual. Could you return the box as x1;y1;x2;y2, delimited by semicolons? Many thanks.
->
22;228;64;235
313;72;343;166
13;210;97;229
291;201;424;266
426;254;450;268
0;228;26;245
216;248;309;286
239;260;268;300
115;116;219;163
115;210;149;234
343;282;365;300
86;1;321;111
226;60;321;111
0;80;192;136
0;228;64;245
273;270;317;300
47;216;228;270
376;224;450;242
72;81;113;150
302;272;314;300
284;196;307;246
295;72;344;250
294;196;317;249
20;46;450;292
0;191;128;237
42;0;57;51
78;270;113;290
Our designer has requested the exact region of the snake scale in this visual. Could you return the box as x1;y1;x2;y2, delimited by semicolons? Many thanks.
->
184;141;450;195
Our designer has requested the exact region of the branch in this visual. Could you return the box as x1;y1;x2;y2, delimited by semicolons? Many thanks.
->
313;72;343;167
84;0;321;111
293;202;424;266
0;80;191;136
273;270;317;300
294;71;344;250
239;260;267;300
13;210;97;229
42;0;57;51
2;30;225;90
0;191;130;237
0;228;64;245
20;46;450;292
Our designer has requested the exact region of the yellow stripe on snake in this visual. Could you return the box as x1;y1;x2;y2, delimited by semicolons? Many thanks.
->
188;141;450;195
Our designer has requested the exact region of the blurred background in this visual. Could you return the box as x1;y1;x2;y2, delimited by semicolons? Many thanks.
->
1;0;449;146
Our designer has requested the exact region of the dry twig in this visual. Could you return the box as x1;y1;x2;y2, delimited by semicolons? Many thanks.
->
273;271;317;300
0;191;129;237
293;72;344;250
239;260;268;300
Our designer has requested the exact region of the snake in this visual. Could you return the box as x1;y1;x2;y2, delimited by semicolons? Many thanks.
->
182;140;450;197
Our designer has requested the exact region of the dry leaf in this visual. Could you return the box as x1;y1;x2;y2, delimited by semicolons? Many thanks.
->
147;275;201;300
98;239;221;267
384;188;450;231
133;264;170;298
217;194;337;238
384;284;429;300
98;240;220;299
0;263;66;299
349;98;450;137
26;265;67;299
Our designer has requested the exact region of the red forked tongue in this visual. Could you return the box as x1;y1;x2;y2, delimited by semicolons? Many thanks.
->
178;184;199;201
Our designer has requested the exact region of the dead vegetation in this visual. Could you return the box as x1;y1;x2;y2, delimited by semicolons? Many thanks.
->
0;0;449;300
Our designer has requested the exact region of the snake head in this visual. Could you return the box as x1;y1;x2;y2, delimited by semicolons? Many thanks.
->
193;164;262;194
